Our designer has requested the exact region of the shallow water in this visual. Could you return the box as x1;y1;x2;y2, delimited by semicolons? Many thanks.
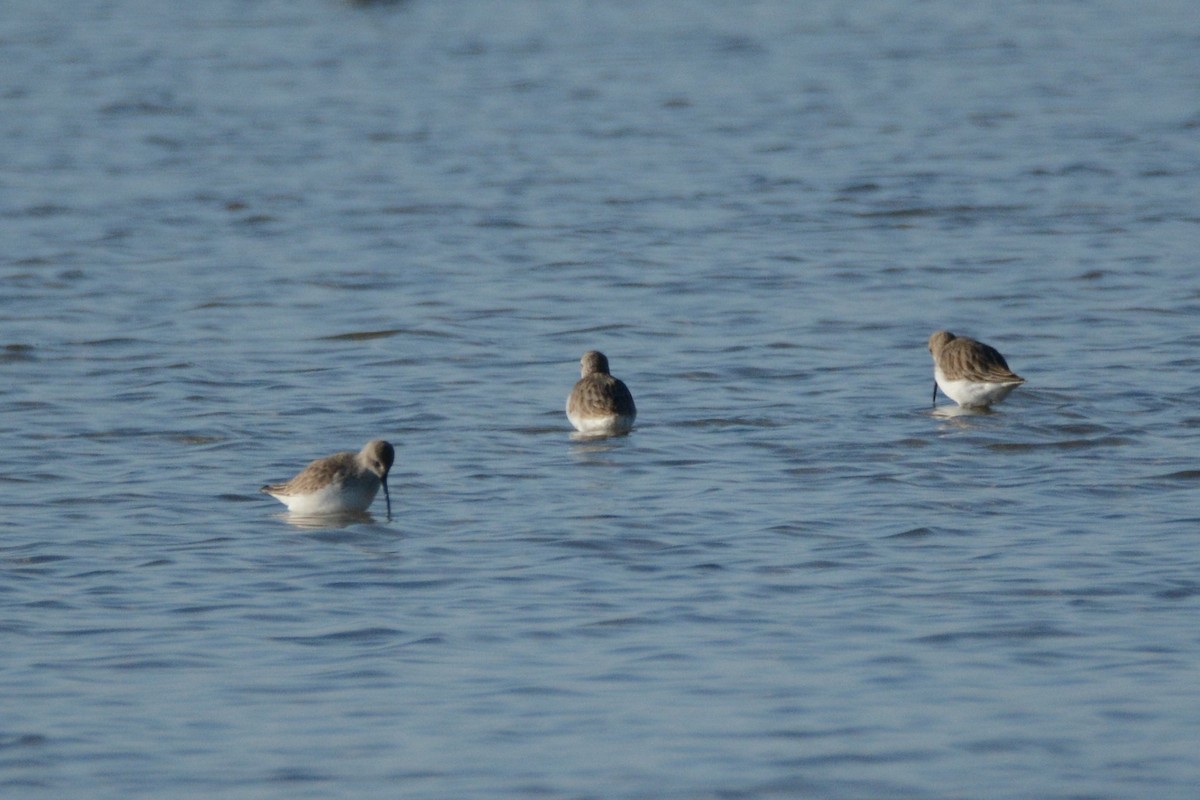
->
3;1;1200;797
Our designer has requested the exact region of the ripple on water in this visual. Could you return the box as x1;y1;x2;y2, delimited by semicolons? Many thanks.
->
3;1;1200;799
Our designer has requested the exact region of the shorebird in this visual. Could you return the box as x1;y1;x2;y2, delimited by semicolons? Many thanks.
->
261;439;394;517
566;351;637;436
928;330;1025;409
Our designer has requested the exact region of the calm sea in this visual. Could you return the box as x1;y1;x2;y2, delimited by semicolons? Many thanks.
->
3;1;1200;797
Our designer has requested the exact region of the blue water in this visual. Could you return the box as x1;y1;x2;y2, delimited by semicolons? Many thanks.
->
3;1;1200;797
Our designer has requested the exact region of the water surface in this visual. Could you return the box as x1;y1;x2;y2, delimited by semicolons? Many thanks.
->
3;1;1200;798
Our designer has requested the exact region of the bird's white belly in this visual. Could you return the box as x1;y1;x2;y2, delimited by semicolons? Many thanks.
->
276;481;378;514
567;409;635;435
936;371;1019;408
